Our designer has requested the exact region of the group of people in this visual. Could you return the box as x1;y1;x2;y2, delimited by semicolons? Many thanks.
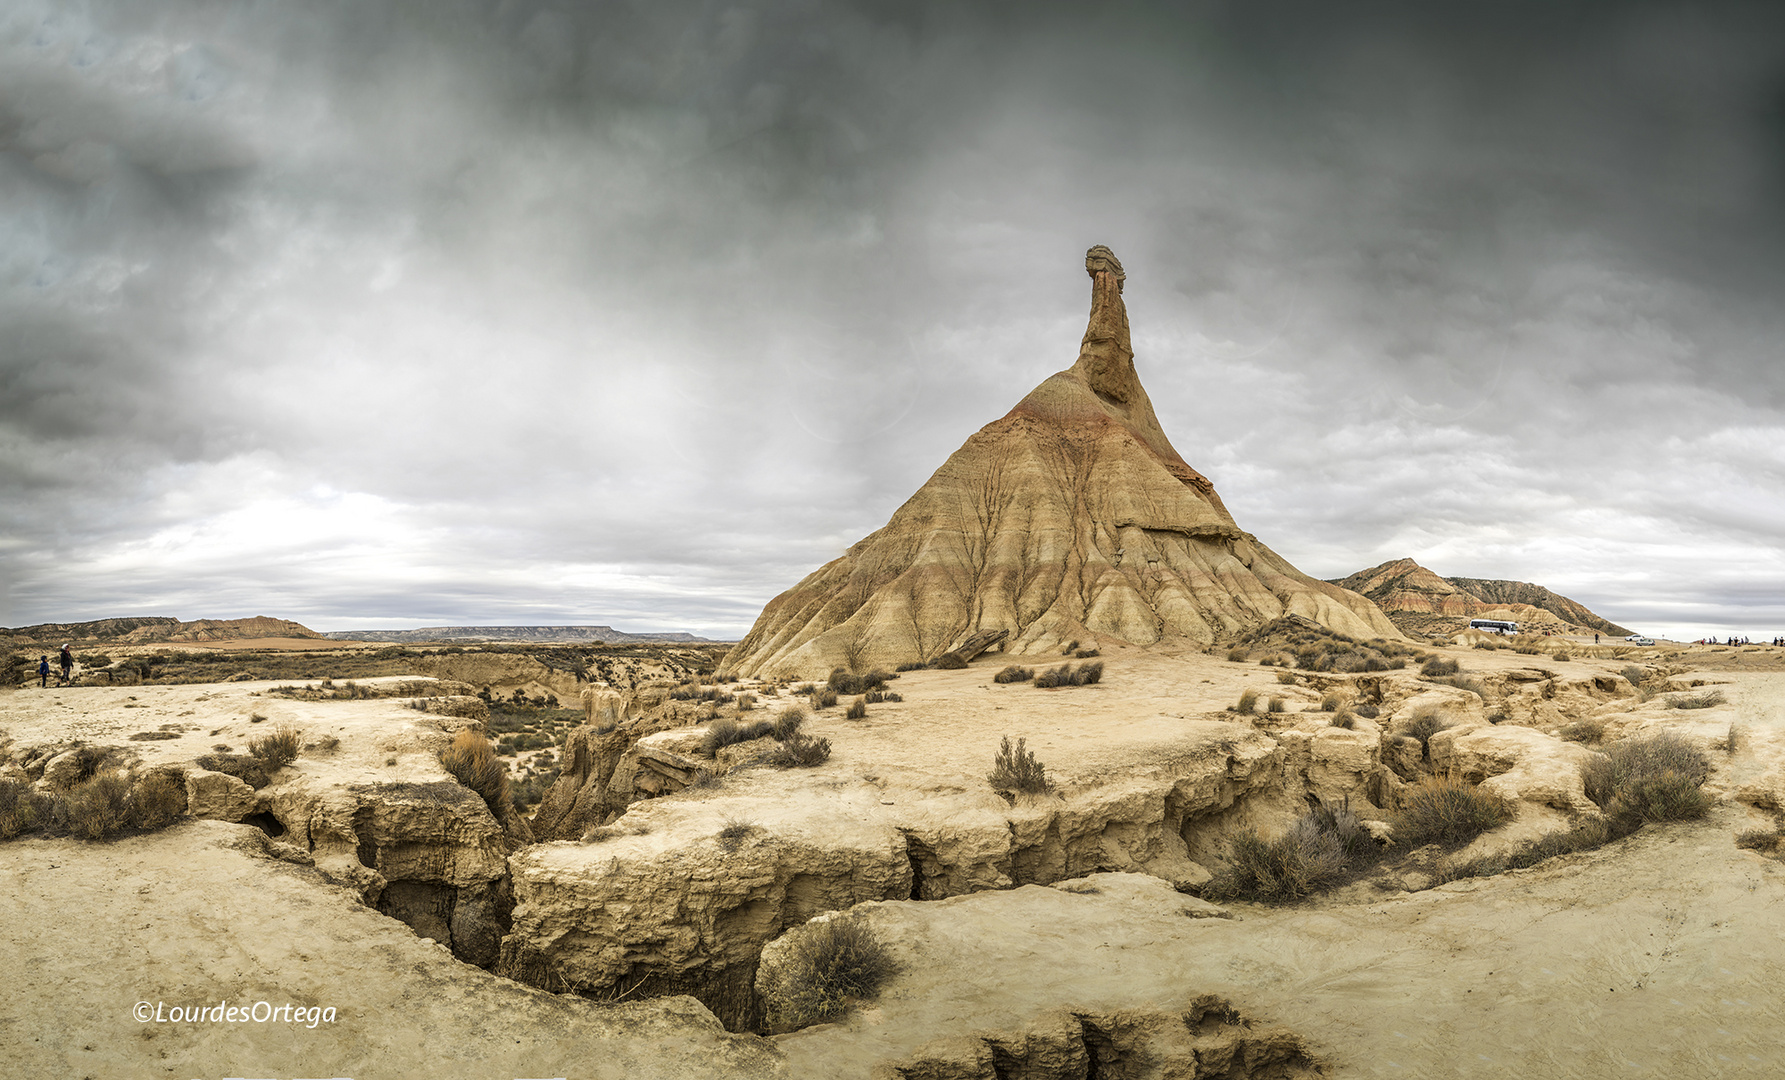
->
1692;636;1780;646
35;645;73;688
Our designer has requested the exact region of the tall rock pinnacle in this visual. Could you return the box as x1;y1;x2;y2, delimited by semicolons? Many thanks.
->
722;248;1399;677
1076;244;1135;404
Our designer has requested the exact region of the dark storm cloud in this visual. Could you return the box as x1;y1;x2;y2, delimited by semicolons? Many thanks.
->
2;0;1783;639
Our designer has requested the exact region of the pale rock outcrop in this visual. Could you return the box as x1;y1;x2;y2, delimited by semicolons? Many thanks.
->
1428;723;1601;816
724;247;1398;677
184;767;257;821
257;778;515;967
499;726;1319;1028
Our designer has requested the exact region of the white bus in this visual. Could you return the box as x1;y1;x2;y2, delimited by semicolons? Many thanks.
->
1469;618;1519;634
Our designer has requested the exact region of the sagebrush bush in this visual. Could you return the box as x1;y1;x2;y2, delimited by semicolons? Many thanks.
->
128;771;186;829
895;662;924;672
1233;688;1259;714
811;687;839;708
63;770;132;840
994;665;1033;684
1076;660;1103;685
772;707;805;740
440;730;509;817
864;689;885;704
1227;647;1249;662
1204;802;1373;902
1583;732;1711;822
736;692;757;711
1267;695;1286;713
0;777;44;839
1274;670;1297;685
1318;692;1342;713
1034;664;1069;689
248;725;302;770
930;653;968;670
845;697;867;720
988;736;1049;794
766;732;832;767
1401;706;1452;751
1075;648;1100;659
762;915;896;1030
1420;657;1460;678
1330;710;1355;729
1392;776;1513;848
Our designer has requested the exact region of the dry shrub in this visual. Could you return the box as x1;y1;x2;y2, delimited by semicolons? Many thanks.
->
771;707;805;741
1075;661;1104;685
128;771;186;829
1226;647;1249;662
827;668;866;695
0;778;46;839
736;692;757;711
1034;664;1069;689
1401;705;1452;752
1232;688;1259;714
930;653;968;670
702;717;774;755
1204;802;1373;902
1434;675;1488;699
1330;710;1356;729
1736;828;1782;853
762;915;896;1030
1075;648;1100;659
988;736;1049;795
1582;732;1711;823
880;691;903;702
1267;695;1286;714
1552;651;1572;662
439;730;509;817
1559;718;1605;744
196;753;270;790
845;697;868;720
1443;815;1640;880
717;817;756;852
1318;692;1343;713
994;665;1033;684
894;662;924;672
1620;665;1648;686
1667;690;1726;710
1354;703;1380;720
1392;776;1514;848
766;732;832;767
1420;657;1460;678
248;725;302;770
811;687;840;709
63;770;132;840
863;689;885;704
1274;670;1297;685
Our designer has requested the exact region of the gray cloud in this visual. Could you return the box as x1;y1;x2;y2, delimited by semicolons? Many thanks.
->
2;1;1783;641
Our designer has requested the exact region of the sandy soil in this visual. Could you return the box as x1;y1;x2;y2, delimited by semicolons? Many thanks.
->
2;638;1782;1078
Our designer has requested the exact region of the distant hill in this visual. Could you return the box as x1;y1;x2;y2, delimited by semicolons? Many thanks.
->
2;615;323;645
323;626;719;644
1331;558;1631;638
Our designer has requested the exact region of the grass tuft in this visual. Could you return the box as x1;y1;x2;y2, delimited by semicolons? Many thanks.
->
717;817;756;852
1420;656;1461;678
765;732;832;768
1233;688;1259;714
1667;690;1726;710
248;725;302;770
439;730;509;818
994;665;1033;684
845;697;867;720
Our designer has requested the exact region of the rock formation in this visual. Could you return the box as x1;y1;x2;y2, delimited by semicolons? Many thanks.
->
1333;557;1631;637
725;246;1398;677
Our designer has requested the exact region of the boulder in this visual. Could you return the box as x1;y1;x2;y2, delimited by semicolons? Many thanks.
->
184;768;257;822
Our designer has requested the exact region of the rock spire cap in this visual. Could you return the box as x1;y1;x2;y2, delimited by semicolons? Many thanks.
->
1085;245;1125;292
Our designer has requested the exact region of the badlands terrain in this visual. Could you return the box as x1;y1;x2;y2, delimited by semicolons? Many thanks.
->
5;249;1782;1078
2;631;1784;1078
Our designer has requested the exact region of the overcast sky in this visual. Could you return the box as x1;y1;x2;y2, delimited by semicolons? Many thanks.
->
3;1;1783;641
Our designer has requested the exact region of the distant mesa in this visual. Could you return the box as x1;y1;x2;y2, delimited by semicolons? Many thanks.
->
323;626;717;644
0;615;322;645
1331;557;1631;638
723;246;1400;677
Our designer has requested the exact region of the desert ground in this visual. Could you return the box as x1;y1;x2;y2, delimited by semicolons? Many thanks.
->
3;630;1784;1078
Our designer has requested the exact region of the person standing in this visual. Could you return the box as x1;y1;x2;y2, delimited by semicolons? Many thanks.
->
37;655;49;688
57;644;73;685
